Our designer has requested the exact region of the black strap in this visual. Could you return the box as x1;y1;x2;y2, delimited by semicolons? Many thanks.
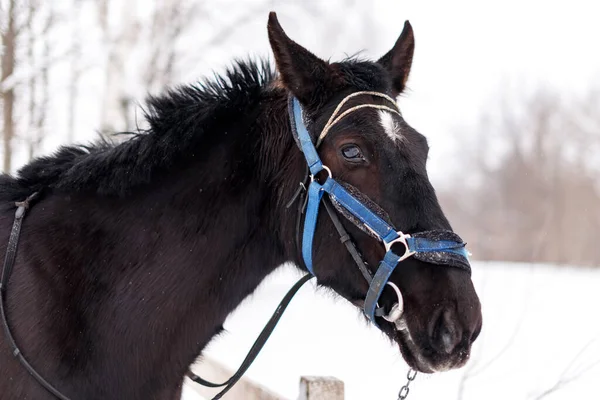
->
322;198;373;283
186;273;313;399
322;199;386;318
0;193;71;400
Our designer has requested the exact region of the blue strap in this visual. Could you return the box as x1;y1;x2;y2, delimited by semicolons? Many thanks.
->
363;250;402;326
301;181;325;275
407;237;469;259
321;178;398;243
292;98;323;176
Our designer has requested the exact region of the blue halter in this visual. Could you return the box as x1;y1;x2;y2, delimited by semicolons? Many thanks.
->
289;96;471;327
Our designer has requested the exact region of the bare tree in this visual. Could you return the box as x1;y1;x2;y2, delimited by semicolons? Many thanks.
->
143;0;204;92
1;0;60;167
1;0;17;172
32;4;54;159
66;0;82;144
96;0;140;134
26;0;36;158
24;0;54;159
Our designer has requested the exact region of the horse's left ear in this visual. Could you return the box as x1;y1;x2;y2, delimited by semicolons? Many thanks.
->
267;12;335;108
378;20;415;96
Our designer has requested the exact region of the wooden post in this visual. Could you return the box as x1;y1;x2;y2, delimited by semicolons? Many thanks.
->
298;376;344;400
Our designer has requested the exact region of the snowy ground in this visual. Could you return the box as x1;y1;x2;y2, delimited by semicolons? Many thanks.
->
182;261;600;400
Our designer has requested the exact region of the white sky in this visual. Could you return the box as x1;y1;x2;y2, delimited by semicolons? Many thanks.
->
17;0;600;184
373;0;600;183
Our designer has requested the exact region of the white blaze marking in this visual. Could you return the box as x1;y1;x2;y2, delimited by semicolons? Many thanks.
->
378;110;404;143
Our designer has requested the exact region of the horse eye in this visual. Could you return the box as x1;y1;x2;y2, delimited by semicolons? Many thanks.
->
341;145;364;161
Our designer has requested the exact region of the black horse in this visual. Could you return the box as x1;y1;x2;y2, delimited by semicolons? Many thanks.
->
0;12;481;400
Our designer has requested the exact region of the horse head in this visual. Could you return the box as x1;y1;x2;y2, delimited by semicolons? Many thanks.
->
269;12;482;373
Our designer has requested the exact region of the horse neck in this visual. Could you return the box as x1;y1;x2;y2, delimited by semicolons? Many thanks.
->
105;89;304;332
34;88;303;374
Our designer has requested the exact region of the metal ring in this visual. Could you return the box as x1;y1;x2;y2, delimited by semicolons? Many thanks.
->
381;282;404;323
386;281;403;302
310;165;332;183
384;231;416;261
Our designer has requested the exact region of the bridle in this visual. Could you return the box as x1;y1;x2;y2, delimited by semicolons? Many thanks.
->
287;91;471;327
0;91;471;400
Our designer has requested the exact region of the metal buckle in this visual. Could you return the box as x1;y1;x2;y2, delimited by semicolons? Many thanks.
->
384;231;416;262
309;165;332;184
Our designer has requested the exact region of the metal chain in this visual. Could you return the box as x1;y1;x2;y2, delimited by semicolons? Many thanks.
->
397;369;417;400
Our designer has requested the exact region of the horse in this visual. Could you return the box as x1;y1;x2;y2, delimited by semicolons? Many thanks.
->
0;12;482;400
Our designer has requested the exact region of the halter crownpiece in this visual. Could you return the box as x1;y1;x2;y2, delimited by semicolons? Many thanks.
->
316;91;401;147
288;91;471;328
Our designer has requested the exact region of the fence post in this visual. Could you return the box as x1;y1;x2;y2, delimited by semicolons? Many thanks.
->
298;376;344;400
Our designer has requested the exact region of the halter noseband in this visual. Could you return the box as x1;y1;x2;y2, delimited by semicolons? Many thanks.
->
288;91;471;328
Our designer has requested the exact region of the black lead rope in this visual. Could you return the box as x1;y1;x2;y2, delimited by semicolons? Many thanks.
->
186;274;313;399
0;193;72;400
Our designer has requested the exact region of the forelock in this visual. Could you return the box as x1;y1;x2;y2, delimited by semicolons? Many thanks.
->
333;59;390;93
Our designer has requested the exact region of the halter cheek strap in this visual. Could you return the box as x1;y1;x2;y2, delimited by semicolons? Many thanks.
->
302;177;326;270
289;93;471;329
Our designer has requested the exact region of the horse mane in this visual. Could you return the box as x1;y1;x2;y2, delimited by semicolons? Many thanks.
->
5;59;276;199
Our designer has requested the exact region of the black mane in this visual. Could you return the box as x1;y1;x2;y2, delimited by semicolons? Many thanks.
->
6;59;275;199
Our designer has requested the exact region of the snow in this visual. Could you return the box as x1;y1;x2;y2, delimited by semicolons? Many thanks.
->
182;386;207;400
181;386;207;400
183;261;600;400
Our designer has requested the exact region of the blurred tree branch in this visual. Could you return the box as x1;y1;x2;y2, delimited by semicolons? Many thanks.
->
530;339;600;400
440;88;600;266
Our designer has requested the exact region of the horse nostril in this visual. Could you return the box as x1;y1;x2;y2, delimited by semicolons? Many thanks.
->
430;308;461;355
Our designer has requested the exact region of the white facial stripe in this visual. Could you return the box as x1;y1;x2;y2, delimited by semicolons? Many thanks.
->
378;110;404;143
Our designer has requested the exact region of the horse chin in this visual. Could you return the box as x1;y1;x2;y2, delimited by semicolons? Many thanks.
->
391;318;469;374
393;324;435;374
352;301;470;373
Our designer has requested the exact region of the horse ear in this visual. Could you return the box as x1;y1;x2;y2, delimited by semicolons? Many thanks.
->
267;12;333;108
378;20;415;96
